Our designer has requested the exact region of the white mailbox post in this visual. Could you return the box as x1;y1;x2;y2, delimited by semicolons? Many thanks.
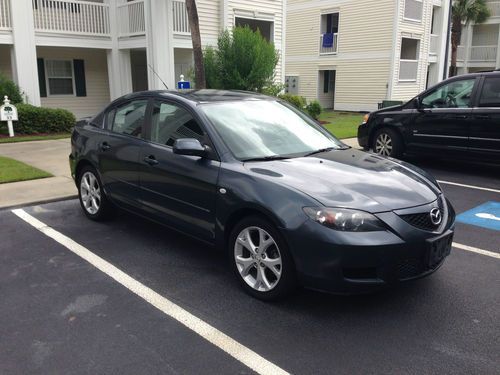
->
0;96;18;137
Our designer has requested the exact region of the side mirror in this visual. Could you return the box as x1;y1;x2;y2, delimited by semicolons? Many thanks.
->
173;138;206;157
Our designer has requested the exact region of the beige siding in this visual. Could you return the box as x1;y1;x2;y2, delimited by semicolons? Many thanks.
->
37;47;110;119
286;0;395;111
0;44;12;79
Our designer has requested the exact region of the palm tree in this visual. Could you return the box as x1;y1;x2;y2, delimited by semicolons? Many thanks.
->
449;0;490;77
185;0;206;88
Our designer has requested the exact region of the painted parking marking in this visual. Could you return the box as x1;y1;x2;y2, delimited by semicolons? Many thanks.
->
456;201;500;231
453;242;500;259
11;209;289;375
437;180;500;194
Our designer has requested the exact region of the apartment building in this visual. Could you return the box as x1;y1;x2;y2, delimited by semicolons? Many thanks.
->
456;0;500;73
285;0;451;111
0;0;285;118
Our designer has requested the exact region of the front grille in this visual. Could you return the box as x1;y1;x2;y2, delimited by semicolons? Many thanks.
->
400;212;439;231
397;257;426;280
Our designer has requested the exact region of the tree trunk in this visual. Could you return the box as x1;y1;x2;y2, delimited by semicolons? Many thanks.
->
449;14;462;78
185;0;206;89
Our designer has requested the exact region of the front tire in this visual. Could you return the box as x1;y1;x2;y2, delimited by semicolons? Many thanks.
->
77;166;113;221
372;128;404;158
229;216;297;301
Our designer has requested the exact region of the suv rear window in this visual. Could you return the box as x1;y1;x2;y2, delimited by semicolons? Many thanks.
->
479;77;500;107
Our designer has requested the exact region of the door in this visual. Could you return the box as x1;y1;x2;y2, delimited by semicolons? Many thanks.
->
471;76;500;161
139;100;220;241
98;99;149;209
408;77;478;154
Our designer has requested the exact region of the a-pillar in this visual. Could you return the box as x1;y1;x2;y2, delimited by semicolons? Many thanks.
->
10;0;40;106
145;0;175;90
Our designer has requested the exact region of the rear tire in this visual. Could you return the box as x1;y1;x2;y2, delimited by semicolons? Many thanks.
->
372;128;404;158
77;165;113;221
228;216;297;301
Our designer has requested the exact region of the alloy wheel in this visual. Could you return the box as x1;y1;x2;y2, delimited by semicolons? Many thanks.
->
375;133;393;156
80;171;101;215
234;226;282;292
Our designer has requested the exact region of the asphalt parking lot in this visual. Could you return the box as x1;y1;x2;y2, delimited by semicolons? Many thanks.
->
1;158;499;375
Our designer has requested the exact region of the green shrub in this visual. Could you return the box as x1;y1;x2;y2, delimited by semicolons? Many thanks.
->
278;94;307;110
261;83;285;97
306;100;322;119
0;74;23;104
204;26;279;91
14;104;75;134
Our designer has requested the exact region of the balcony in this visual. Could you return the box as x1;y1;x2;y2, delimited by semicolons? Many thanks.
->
173;0;190;34
430;34;439;55
470;45;498;61
319;33;338;55
32;0;110;36
457;45;465;61
399;60;418;81
117;0;145;38
487;1;500;17
0;0;11;30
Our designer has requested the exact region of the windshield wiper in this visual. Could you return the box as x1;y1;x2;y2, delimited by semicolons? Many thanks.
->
303;147;337;157
241;155;290;162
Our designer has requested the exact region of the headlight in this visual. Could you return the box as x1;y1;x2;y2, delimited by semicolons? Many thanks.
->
362;113;370;124
303;207;386;232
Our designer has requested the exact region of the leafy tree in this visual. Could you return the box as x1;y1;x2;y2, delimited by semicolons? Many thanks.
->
0;74;23;104
449;0;490;77
204;26;279;91
185;0;206;88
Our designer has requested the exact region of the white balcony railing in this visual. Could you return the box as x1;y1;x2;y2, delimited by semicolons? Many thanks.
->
470;45;498;61
319;33;338;54
32;0;110;36
0;0;11;30
457;46;465;61
117;0;145;37
399;60;418;81
487;1;500;17
172;0;190;34
430;34;439;55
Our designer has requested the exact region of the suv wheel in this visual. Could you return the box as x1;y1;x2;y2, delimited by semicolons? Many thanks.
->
373;128;404;158
78;166;113;221
229;216;297;301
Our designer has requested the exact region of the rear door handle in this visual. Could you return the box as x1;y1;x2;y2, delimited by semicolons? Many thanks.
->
475;115;490;120
454;115;468;119
100;142;111;151
143;155;159;166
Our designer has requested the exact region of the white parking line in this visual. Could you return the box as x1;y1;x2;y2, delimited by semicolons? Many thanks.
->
11;209;289;375
437;180;500;194
453;242;500;259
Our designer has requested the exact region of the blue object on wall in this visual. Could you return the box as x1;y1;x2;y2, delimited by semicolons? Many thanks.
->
178;81;191;89
456;201;500;231
322;33;334;48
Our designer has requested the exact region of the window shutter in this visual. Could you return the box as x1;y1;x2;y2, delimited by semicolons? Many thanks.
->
324;71;330;93
37;58;47;97
73;59;87;97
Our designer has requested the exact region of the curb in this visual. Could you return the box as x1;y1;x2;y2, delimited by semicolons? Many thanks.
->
0;194;78;212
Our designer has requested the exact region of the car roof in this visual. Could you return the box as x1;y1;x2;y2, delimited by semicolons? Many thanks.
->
117;89;272;105
446;70;500;80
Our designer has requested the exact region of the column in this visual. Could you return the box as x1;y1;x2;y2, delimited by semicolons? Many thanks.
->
145;0;175;90
10;0;40;106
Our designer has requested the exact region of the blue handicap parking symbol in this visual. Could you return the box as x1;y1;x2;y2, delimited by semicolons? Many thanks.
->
456;201;500;231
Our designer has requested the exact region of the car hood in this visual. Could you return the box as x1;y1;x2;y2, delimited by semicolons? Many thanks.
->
244;149;440;213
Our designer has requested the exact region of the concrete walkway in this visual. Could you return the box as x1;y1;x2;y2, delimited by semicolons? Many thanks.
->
0;136;360;209
0;139;76;209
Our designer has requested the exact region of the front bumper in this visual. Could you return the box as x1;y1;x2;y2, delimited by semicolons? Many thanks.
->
357;123;370;149
284;199;455;294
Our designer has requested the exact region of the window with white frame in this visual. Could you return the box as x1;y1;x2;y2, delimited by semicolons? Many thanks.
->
399;37;420;81
46;60;74;95
404;0;423;22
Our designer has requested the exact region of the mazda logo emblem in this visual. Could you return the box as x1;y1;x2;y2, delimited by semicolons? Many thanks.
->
430;208;442;226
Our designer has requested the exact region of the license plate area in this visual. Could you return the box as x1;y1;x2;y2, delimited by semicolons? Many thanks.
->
426;231;453;269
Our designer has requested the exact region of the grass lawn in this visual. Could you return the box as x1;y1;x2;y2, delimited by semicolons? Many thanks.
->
0;156;52;184
318;111;364;139
0;133;71;144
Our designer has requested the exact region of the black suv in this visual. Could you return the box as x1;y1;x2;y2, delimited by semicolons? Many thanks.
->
358;71;500;162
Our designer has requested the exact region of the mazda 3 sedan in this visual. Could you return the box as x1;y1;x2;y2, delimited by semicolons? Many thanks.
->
70;90;455;300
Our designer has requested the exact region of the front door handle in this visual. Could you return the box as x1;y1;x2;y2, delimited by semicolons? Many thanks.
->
143;155;159;166
475;115;490;120
454;115;468;120
100;142;111;151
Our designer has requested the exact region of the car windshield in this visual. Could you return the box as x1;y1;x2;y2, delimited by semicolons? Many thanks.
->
200;100;343;160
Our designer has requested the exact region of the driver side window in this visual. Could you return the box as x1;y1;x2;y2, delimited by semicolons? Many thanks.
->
421;79;476;109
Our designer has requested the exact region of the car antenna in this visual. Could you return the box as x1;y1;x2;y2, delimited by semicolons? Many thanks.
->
148;64;169;90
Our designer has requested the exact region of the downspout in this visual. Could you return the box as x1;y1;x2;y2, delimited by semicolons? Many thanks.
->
443;0;453;80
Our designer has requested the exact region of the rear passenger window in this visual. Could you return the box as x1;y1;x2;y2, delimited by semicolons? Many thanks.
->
111;100;148;137
479;77;500;107
150;101;204;146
